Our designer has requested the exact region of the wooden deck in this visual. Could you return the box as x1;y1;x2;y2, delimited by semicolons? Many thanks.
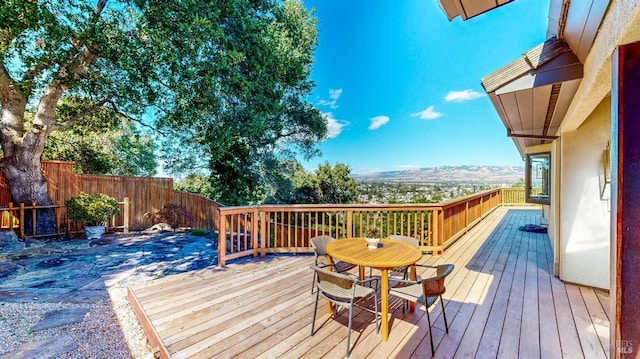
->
127;207;610;358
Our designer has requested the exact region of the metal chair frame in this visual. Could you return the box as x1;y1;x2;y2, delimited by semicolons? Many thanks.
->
389;263;454;358
310;235;357;293
310;264;380;357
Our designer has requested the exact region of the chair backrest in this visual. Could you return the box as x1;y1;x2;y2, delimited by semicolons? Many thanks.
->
311;235;335;257
311;265;357;300
388;234;419;248
422;264;454;297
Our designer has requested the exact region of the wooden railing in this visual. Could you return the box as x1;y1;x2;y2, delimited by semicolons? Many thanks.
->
217;187;522;266
501;187;528;204
1;198;130;239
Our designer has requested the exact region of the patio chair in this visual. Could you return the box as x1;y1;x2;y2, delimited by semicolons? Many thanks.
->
389;263;454;358
310;235;357;293
310;264;380;358
387;234;420;279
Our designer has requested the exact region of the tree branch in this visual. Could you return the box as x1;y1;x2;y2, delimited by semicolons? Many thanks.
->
51;96;113;130
36;0;110;129
57;0;108;81
0;63;19;103
22;60;53;85
106;102;168;136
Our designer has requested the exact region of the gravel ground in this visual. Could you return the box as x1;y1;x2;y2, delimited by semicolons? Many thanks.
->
0;288;152;358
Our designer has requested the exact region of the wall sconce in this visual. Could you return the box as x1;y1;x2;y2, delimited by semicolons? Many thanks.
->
600;142;611;200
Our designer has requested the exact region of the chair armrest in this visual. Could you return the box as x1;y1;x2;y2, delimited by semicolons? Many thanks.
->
415;264;438;269
389;277;421;286
358;277;380;291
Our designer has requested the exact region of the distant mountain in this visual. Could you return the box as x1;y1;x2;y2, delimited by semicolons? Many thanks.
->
351;165;525;184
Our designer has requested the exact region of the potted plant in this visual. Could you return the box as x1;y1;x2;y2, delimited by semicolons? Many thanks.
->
66;192;120;239
365;225;381;249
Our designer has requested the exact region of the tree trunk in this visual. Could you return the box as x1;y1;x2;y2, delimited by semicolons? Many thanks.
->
1;82;62;237
2;159;57;236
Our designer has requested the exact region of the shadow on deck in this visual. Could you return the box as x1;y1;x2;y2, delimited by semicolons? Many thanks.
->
127;207;610;358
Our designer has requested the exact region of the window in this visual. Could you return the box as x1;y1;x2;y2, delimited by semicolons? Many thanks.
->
526;152;551;205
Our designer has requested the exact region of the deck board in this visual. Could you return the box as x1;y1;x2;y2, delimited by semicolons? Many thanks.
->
127;207;610;358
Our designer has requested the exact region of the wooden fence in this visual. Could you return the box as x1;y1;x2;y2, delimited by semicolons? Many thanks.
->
217;187;524;266
1;199;130;239
0;161;222;237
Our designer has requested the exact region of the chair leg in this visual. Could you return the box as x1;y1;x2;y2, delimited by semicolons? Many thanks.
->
311;291;319;336
426;307;435;358
346;304;354;357
440;295;449;333
374;292;380;333
401;299;410;314
311;271;316;294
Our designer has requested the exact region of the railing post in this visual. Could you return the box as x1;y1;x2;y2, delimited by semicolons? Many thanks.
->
218;208;226;267
465;201;469;231
346;209;353;238
123;197;130;233
259;209;266;253
437;208;445;255
31;201;37;237
55;202;61;236
431;209;436;250
252;207;260;258
19;202;25;239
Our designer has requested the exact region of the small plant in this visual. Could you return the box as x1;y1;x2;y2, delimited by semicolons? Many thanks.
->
190;228;207;237
364;212;382;238
66;192;120;226
144;203;195;231
365;224;381;238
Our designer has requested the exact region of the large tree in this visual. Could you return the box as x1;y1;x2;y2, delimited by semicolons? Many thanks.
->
312;162;357;204
154;0;325;205
0;0;325;231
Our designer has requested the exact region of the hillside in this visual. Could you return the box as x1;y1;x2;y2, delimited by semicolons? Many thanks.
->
352;165;524;185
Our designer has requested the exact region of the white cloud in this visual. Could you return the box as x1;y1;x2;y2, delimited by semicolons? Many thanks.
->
369;115;389;130
411;105;443;120
324;112;348;139
445;89;484;102
329;88;342;100
319;88;343;109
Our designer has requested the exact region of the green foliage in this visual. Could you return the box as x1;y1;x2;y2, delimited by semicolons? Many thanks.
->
65;192;120;226
143;203;195;230
512;178;525;187
175;174;214;199
189;228;207;237
43;97;157;176
152;0;326;205
177;159;358;206
266;161;358;205
312;162;358;204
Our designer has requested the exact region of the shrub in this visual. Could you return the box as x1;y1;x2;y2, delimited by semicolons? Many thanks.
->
144;203;195;230
66;192;120;226
190;228;207;237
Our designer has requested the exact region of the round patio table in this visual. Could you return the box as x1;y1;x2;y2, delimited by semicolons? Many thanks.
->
326;238;422;341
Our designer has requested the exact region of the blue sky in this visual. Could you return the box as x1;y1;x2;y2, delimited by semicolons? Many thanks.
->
298;0;551;174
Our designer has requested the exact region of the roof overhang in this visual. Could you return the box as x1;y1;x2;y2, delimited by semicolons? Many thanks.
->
437;0;515;21
481;38;583;157
546;0;609;63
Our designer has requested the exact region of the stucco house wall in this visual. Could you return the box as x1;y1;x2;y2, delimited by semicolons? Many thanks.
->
558;97;611;289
